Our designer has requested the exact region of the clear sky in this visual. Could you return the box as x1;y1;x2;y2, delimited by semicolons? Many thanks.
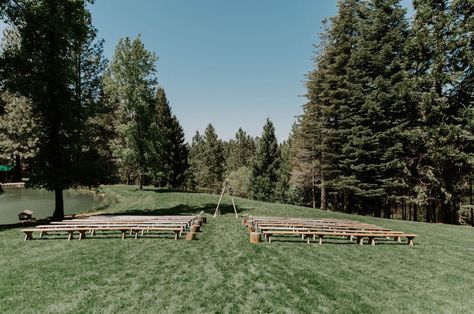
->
1;0;413;143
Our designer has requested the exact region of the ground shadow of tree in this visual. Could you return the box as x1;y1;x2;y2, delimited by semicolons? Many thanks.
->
115;203;238;216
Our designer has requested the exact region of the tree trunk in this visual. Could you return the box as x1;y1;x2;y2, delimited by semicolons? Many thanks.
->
402;199;406;220
139;173;143;190
12;154;22;182
470;179;473;227
343;190;349;212
321;186;327;211
413;203;418;222
53;188;64;220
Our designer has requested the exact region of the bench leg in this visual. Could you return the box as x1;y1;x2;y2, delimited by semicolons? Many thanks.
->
141;229;144;236
121;230;126;240
356;236;364;246
395;236;401;243
407;237;414;246
268;235;272;244
306;236;310;244
174;231;179;241
319;236;323;245
24;231;33;241
68;231;74;241
79;231;86;240
135;231;139;240
369;237;375;246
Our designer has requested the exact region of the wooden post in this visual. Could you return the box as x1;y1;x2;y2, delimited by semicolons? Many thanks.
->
214;181;226;217
250;232;261;244
185;232;197;240
231;197;238;219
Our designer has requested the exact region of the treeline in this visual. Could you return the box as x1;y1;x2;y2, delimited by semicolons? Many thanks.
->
186;120;293;205
292;0;473;224
0;0;472;225
0;0;187;218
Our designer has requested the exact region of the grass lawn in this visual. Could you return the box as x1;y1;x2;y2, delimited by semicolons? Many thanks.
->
1;185;474;313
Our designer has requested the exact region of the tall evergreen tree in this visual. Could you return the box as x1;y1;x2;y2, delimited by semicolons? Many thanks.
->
343;0;410;215
291;107;324;209
407;0;474;223
152;87;188;188
0;0;103;219
225;127;256;173
303;0;362;210
250;119;280;201
188;125;224;192
103;36;159;190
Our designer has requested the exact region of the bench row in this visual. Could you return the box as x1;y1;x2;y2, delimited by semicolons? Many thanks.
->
22;226;184;241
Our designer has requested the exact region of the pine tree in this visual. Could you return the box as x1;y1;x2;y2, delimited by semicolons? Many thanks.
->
152;87;188;188
303;0;362;210
187;131;203;191
103;36;159;189
0;0;104;219
225;127;256;173
188;125;224;192
407;0;474;223
342;0;410;216
250;119;280;201
290;106;324;209
168;115;188;188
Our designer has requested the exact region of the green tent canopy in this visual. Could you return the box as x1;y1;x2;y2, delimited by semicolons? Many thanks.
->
0;165;13;172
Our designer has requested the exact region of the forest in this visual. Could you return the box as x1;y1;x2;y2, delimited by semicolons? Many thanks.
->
0;0;472;224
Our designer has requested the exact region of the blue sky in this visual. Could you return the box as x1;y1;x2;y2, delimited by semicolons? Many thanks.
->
1;0;413;142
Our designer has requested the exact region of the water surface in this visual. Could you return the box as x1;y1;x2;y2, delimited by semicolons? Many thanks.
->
0;187;98;224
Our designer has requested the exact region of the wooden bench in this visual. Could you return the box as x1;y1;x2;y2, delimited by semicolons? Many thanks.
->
22;226;183;241
262;230;416;246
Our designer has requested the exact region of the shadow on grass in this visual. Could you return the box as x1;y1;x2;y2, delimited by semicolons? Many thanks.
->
106;203;240;216
0;219;51;233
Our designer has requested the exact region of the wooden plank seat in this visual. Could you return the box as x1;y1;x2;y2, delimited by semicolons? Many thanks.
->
255;223;385;232
253;220;384;228
36;223;186;237
50;221;190;228
262;230;416;246
257;226;398;236
22;226;183;241
56;217;196;228
255;221;383;227
83;215;197;222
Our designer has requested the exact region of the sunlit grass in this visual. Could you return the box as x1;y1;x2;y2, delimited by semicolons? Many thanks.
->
1;185;474;313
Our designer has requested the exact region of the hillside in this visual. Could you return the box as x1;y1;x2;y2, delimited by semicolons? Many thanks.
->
1;185;474;313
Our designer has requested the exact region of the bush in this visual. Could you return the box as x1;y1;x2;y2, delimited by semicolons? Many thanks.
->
227;166;251;198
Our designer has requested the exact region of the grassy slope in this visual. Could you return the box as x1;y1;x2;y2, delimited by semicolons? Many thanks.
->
1;185;474;313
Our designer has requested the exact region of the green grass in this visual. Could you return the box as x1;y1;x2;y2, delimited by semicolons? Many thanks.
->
1;185;474;313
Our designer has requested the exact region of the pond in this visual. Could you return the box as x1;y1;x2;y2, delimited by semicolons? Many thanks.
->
0;186;100;225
